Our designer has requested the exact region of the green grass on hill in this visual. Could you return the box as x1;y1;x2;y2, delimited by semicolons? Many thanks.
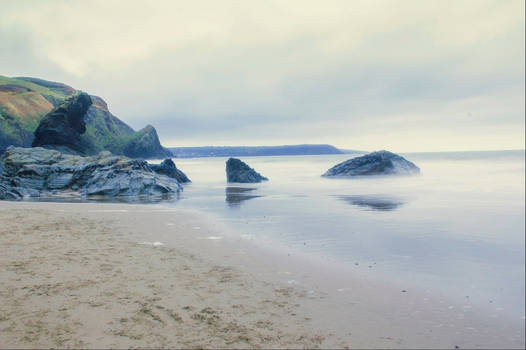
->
1;76;168;158
0;76;69;102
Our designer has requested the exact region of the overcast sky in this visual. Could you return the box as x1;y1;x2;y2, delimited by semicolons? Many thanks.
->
1;0;524;151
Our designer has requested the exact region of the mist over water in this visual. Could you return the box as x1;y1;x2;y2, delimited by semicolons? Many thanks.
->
166;150;525;321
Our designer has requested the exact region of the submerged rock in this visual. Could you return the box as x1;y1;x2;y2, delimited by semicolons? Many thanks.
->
323;150;420;177
32;92;94;154
149;158;190;183
0;146;182;200
226;158;268;183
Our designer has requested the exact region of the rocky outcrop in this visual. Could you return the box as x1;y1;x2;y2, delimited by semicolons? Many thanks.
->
32;92;93;154
323;150;420;177
0;76;173;159
150;158;190;183
122;125;173;159
83;95;135;152
226;158;268;183
0;146;181;200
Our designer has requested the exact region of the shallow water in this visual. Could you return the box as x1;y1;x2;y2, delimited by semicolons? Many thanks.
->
166;150;525;323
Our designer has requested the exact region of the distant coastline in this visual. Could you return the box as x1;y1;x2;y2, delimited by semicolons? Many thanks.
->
167;146;525;159
169;144;363;158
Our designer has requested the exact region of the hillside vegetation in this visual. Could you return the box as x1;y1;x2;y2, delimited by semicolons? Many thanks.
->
0;76;171;158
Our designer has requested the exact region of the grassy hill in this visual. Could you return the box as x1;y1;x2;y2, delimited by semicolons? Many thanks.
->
0;76;171;158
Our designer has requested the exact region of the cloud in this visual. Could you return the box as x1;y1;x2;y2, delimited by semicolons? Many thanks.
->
1;0;524;151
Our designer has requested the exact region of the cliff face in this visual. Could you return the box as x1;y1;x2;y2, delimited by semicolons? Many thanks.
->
82;95;136;155
0;76;172;159
32;92;94;154
120;125;173;159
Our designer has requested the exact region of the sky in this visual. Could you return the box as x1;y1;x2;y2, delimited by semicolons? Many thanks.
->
1;0;524;152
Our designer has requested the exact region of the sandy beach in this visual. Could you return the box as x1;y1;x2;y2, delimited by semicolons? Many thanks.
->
0;201;344;349
0;201;524;349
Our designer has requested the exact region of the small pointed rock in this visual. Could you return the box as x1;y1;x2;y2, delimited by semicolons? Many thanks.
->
226;158;268;183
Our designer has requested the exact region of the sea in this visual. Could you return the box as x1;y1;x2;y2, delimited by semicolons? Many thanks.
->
164;150;525;323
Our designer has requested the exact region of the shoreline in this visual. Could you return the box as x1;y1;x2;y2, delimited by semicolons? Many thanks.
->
0;201;524;348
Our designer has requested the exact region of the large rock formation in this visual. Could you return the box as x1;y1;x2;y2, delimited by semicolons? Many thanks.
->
0;146;181;200
32;92;93;154
149;158;191;183
226;158;268;183
122;125;172;159
323;150;420;177
0;75;172;159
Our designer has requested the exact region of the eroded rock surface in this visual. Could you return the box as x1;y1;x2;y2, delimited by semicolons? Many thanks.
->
122;125;172;159
150;158;190;183
32;92;93;154
0;146;181;200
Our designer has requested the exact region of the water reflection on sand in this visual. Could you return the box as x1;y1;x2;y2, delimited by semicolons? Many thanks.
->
160;152;525;325
336;195;405;211
225;187;262;208
28;192;180;204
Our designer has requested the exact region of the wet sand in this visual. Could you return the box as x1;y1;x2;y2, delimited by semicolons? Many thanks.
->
0;201;524;349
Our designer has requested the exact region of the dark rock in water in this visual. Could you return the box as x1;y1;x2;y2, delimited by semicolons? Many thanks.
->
32;92;94;154
149;158;190;183
226;158;268;183
323;150;420;177
0;146;181;200
122;125;172;159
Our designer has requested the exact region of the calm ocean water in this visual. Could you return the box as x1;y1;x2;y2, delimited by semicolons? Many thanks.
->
167;150;525;321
